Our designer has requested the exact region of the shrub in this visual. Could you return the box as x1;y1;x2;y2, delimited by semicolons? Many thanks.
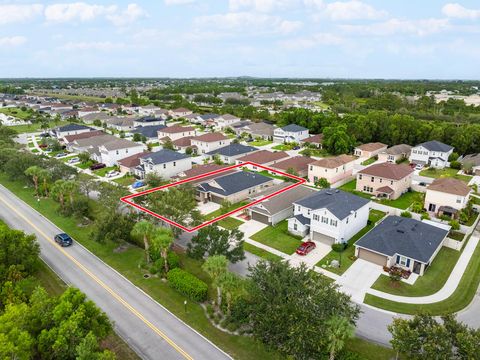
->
151;258;165;274
421;213;430;220
167;268;208;302
331;243;347;252
448;152;459;162
167;251;180;270
450;161;461;170
449;219;460;231
400;211;412;218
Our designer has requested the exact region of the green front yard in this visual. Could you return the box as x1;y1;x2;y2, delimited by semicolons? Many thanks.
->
217;216;244;230
76;161;94;169
93;166;117;177
299;148;331;158
361;157;377;166
364;236;480;315
271;143;296;151
371;246;462;297
250;220;303;255
204;201;248;220
419;167;472;183
243;243;283;262
316;210;386;275
114;174;137;186
249;139;272;146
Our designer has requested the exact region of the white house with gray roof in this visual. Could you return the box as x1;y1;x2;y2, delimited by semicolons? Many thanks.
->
97;137;145;167
273;124;309;143
409;140;454;169
354;216;449;275
206;143;259;164
135;149;192;179
288;189;370;245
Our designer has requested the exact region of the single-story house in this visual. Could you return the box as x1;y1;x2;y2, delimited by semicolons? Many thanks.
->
131;125;167;142
206;143;259;164
460;153;480;175
105;117;135;132
235;150;290;170
169;108;193;118
424;178;471;218
133;116;166;127
378;144;412;164
288;189;370;245
196;171;274;204
54;124;94;139
355;216;449;275
249;185;317;225
354;142;388;159
300;134;324;148
356;163;414;200
234;121;275;140
308;154;356;185
269;156;316;177
135;149;192;179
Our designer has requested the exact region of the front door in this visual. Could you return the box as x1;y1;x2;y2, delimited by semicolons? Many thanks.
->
428;203;436;212
413;261;422;274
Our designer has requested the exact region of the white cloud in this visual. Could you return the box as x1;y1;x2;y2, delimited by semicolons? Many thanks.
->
44;2;117;23
61;41;126;51
107;3;147;26
320;0;387;21
0;36;27;47
279;32;343;50
194;12;302;34
0;4;44;25
229;0;300;13
164;0;196;5
340;18;450;36
442;3;480;19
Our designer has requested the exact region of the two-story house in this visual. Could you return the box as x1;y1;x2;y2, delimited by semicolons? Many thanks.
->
169;108;193;118
97;138;145;167
158;125;196;142
213;114;241;130
378;144;412;163
190;133;231;154
135;149;192;179
424;178;471;218
287;189;370;245
273;124;309;143
308;154;356;185
409;140;454;169
356;163;414;200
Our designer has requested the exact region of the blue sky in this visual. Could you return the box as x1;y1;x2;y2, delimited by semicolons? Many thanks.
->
0;0;479;78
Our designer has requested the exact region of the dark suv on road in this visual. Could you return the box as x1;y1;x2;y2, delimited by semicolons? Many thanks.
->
54;233;73;247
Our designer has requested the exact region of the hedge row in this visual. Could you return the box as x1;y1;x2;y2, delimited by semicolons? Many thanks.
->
167;268;208;302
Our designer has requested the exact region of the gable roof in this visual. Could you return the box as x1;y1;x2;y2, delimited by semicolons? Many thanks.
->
294;189;370;220
198;113;220;120
250;185;317;216
64;130;104;143
461;153;480;166
220;114;240;120
237;150;289;164
134;116;164;124
418;140;453;153
118;151;152;169
310;154;356;169
270;156;316;173
355;216;448;263
56;123;92;132
281;124;308;132
131;125;167;138
301;134;323;144
359;163;414;180
206;143;258;157
197;171;272;196
141;149;190;165
356;142;387;152
159;125;195;134
384;144;412;155
102;137;143;151
172;136;194;147
174;164;236;183
192;133;228;142
427;178;471;197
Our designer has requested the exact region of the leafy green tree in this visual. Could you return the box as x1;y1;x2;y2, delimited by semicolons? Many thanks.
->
25;166;49;198
132;133;142;142
149;228;174;273
131;220;156;264
92;212;136;244
78;152;91;164
75;332;115;360
162;138;175;151
144;172;164;188
217;271;247;316
202;255;228;307
315;177;330;189
326;316;355;360
322;124;355;155
187;225;245;263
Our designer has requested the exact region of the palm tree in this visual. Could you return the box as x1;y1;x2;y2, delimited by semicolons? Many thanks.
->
63;180;78;207
25;166;49;199
218;272;245;316
131;221;155;264
51;180;67;212
325;316;355;360
202;255;228;307
150;227;174;273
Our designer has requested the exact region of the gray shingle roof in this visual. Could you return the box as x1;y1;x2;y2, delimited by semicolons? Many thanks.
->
294;189;370;220
355;216;448;263
282;124;308;132
418;140;453;153
206;143;258;157
131;125;167;138
198;171;272;196
250;185;317;215
294;214;310;225
56;123;92;132
141;149;189;165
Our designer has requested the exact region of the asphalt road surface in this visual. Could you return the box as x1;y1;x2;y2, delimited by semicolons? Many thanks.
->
0;184;231;360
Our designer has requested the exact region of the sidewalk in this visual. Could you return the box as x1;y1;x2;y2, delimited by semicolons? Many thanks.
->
366;232;480;304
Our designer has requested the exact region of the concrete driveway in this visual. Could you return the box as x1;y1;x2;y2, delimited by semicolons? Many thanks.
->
289;240;331;268
197;201;221;215
238;219;268;238
337;259;383;303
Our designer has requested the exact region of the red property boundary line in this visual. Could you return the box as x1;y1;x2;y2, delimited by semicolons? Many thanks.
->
120;161;306;233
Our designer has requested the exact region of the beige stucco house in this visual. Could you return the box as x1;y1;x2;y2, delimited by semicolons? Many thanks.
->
425;178;471;218
378;144;412;163
307;154;356;185
356;163;414;200
354;142;388;159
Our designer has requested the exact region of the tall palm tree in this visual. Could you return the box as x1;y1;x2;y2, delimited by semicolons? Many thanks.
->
325;316;355;360
51;180;67;212
202;255;228;307
150;227;174;273
25;166;49;198
131;220;155;264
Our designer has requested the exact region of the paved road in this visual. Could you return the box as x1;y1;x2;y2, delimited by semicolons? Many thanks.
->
0;184;231;360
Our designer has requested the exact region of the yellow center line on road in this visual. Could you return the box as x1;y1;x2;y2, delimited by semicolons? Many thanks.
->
0;195;193;360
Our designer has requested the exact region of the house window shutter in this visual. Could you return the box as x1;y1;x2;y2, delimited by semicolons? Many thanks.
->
406;259;410;267
396;255;400;264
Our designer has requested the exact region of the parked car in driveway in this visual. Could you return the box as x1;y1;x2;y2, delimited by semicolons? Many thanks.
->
293;146;300;150
54;233;73;247
414;164;424;171
67;157;80;164
131;180;145;189
55;153;67;158
90;163;106;171
295;241;316;256
106;170;120;178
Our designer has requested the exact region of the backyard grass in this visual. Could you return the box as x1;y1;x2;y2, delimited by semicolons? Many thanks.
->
93;166;117;177
272;143;295;151
316;210;386;275
243;243;283;262
364;237;480;315
114;174;137;186
217;216;244;230
250;220;302;255
0;107;33;120
204;201;248;220
9;120;70;134
299;148;332;158
361;156;377;166
344;337;398;360
371;247;462;297
249;139;272;146
419;167;472;183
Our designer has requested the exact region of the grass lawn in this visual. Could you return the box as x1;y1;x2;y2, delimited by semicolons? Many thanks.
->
217;216;244;230
371;247;462;297
419;167;472;183
272;144;295;151
250;139;272;146
0;107;33;120
361;157;377;166
204;201;248;220
364;236;480;315
9;120;70;134
316;210;386;275
344;337;397;360
76;161;94;170
250;220;303;255
299;148;332;158
449;231;465;241
93;166;117;177
243;243;283;262
28;142;36;148
31;149;39;153
114;174;137;186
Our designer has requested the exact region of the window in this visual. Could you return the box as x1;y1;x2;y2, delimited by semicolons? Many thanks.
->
294;223;297;231
322;216;328;224
359;174;362;180
173;162;176;166
116;150;119;155
398;256;408;267
330;219;337;227
391;181;394;185
307;209;310;215
163;164;166;169
456;197;462;204
346;217;349;224
313;214;319;221
379;178;382;183
354;211;357;218
371;177;374;182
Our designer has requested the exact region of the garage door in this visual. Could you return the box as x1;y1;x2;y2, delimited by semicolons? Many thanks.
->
358;248;387;267
211;195;224;204
251;211;270;224
311;231;335;245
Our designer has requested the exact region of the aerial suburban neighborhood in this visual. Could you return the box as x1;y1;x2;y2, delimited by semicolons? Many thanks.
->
1;1;480;360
